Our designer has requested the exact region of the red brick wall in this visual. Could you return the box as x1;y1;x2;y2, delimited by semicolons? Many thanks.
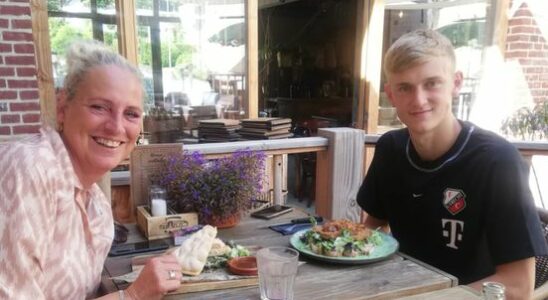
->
505;2;548;105
0;0;41;137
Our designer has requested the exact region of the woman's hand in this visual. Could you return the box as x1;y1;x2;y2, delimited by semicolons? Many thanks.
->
126;254;182;300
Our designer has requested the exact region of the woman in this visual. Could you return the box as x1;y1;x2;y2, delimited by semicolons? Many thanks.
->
0;41;181;299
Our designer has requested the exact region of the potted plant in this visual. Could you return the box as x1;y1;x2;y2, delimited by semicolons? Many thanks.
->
157;149;267;228
501;102;547;141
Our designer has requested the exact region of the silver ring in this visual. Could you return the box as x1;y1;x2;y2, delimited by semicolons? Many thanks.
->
168;270;177;280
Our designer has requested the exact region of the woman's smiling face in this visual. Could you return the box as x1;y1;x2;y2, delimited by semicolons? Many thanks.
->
57;65;143;186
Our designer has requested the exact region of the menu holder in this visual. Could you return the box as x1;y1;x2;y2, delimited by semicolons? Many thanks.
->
129;143;183;218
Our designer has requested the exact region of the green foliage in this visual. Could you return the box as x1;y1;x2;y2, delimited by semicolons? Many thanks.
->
102;24;118;51
47;0;72;11
161;41;195;68
438;20;485;48
137;0;153;10
501;102;548;141
81;0;115;10
137;26;152;66
49;18;92;55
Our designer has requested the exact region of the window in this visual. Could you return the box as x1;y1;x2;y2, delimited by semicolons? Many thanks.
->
380;0;547;144
47;0;249;144
48;0;118;88
380;0;548;207
379;0;489;131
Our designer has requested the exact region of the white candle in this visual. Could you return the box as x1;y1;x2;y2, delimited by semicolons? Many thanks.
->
151;199;167;216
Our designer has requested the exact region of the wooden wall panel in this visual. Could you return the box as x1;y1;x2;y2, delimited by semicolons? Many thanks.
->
112;185;134;223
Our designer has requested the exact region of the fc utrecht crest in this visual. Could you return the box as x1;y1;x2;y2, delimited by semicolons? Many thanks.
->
443;188;466;215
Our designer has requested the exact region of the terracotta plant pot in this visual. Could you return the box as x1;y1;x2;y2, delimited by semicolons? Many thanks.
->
205;213;241;229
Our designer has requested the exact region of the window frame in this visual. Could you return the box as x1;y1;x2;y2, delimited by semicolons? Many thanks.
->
32;0;258;129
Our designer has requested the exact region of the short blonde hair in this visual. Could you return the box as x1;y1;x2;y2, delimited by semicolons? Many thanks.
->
383;29;455;78
63;40;143;101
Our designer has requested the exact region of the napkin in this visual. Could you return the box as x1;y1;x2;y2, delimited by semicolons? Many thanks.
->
269;223;314;235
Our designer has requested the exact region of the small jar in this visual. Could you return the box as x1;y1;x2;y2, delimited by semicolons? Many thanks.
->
482;281;505;300
149;185;167;216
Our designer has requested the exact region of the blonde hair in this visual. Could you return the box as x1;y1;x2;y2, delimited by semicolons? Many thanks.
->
63;40;143;101
383;29;456;78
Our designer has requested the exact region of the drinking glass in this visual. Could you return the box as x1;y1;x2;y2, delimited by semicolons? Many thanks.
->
256;246;299;300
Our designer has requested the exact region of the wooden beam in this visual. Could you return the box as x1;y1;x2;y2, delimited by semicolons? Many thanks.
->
115;0;138;65
245;0;259;118
30;0;56;128
354;0;385;222
488;0;511;53
355;0;385;134
355;0;368;130
114;0;144;136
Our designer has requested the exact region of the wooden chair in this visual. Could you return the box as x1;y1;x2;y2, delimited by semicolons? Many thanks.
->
293;118;333;207
533;207;548;300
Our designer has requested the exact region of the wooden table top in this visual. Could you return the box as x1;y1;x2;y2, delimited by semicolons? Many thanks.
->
101;210;458;299
398;285;481;300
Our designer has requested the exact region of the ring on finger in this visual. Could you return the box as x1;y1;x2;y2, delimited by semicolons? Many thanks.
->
168;269;177;280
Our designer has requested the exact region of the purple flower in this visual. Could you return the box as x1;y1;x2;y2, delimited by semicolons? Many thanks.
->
158;148;266;222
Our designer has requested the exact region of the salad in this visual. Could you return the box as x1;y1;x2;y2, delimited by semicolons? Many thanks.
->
299;219;383;257
204;241;250;269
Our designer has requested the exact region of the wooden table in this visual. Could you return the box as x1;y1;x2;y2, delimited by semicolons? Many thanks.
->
101;210;458;299
399;286;481;300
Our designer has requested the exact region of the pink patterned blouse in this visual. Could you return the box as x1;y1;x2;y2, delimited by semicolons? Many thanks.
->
0;125;114;299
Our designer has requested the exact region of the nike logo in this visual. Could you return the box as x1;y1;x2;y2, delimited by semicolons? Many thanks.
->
412;193;423;198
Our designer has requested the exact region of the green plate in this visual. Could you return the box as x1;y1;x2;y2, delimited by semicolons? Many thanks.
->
289;229;399;264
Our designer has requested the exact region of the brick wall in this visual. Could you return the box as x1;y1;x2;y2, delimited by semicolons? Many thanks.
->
505;2;548;105
0;0;41;137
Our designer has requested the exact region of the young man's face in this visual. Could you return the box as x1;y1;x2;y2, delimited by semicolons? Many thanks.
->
384;57;463;135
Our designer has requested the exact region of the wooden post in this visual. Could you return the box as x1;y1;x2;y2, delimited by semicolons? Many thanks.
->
245;0;258;118
115;0;139;65
355;0;385;132
315;128;365;221
30;0;56;128
273;154;284;205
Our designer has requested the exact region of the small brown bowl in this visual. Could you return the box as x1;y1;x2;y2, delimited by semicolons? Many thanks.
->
227;256;258;276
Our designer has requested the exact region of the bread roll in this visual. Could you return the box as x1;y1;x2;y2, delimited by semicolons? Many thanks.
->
172;225;217;276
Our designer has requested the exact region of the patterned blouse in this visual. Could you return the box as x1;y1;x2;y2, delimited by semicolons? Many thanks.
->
0;125;114;299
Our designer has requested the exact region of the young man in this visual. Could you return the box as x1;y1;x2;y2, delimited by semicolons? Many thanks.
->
357;29;547;299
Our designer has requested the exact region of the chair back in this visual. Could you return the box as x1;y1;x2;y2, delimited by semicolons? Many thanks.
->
535;208;548;289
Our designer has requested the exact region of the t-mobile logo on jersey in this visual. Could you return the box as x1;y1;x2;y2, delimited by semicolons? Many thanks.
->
442;219;464;249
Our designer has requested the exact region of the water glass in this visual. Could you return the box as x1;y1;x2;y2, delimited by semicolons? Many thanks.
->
256;246;299;300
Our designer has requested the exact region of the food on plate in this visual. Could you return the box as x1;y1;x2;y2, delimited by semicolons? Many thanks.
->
208;238;232;257
314;219;371;240
170;225;217;276
300;219;382;257
168;224;252;275
204;242;251;270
